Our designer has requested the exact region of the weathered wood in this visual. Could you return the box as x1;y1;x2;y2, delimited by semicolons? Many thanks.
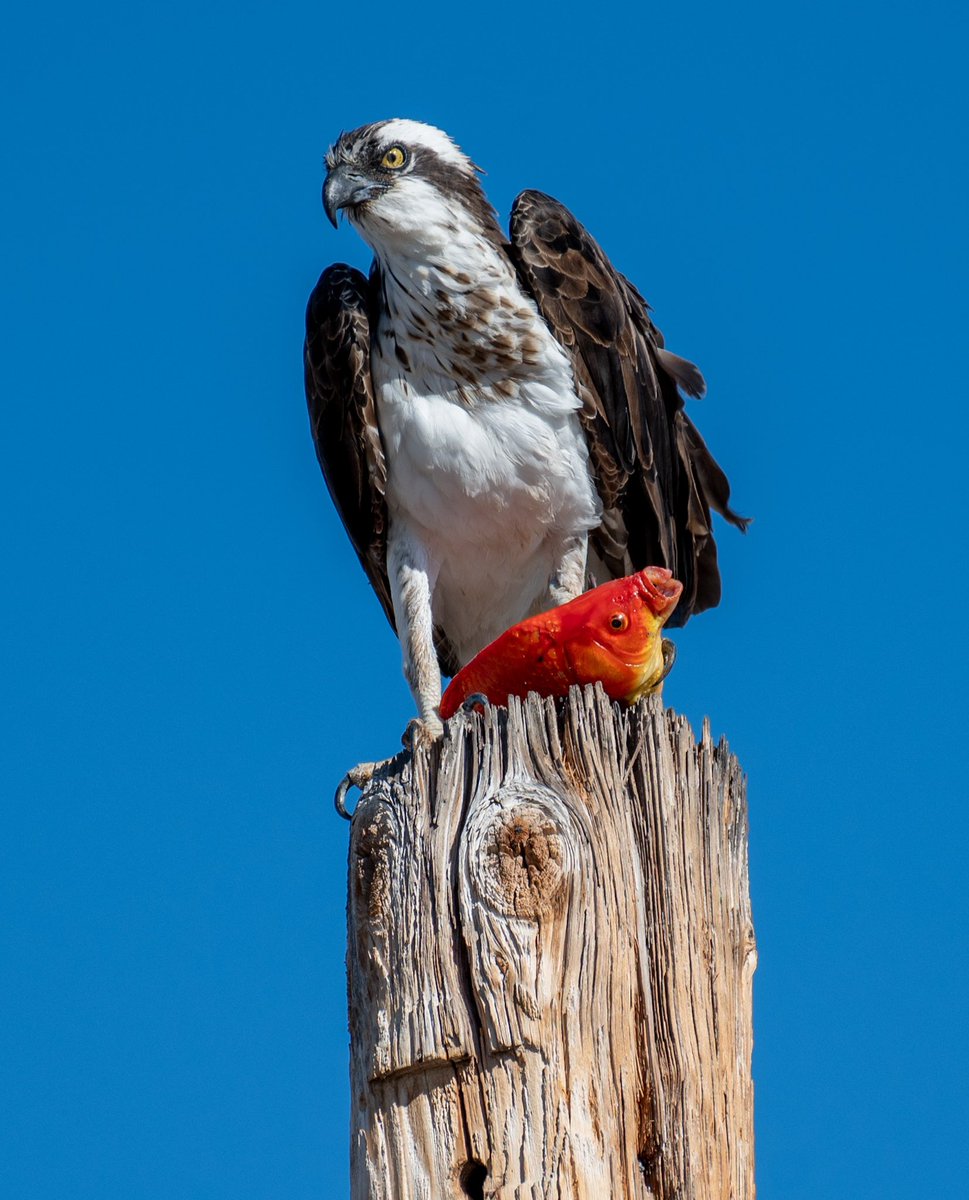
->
346;686;755;1199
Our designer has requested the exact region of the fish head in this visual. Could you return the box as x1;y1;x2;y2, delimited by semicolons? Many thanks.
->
558;567;684;703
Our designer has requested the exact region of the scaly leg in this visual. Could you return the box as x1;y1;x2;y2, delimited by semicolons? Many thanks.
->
388;529;444;738
334;531;444;820
547;533;589;608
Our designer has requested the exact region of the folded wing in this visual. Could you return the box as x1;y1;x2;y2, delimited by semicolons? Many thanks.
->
304;263;395;630
303;263;461;675
508;190;748;624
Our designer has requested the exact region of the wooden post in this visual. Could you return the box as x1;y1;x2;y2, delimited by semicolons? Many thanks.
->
345;686;756;1199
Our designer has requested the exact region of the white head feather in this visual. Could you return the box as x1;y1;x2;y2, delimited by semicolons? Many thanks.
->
374;119;475;173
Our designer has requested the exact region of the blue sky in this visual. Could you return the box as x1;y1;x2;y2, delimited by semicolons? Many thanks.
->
2;1;967;1196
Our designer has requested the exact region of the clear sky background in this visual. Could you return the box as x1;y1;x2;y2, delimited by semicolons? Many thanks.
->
3;1;967;1196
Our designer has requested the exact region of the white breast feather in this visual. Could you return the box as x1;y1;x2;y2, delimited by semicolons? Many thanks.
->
357;178;601;663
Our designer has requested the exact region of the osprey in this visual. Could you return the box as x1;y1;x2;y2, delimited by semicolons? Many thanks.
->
305;119;746;737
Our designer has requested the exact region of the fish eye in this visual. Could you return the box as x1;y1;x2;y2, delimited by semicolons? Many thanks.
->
609;613;628;631
380;146;407;170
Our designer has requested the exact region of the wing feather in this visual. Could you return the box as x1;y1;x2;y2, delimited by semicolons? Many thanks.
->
303;263;461;676
509;190;748;624
303;264;395;629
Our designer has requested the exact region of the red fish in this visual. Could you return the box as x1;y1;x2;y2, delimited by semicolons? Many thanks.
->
439;568;684;719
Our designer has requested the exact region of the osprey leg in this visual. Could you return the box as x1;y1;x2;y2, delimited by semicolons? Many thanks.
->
547;533;589;608
388;534;444;738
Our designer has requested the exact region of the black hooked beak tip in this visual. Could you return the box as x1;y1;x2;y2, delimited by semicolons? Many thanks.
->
322;165;376;229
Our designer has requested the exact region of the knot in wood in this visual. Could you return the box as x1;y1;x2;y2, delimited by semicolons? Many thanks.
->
476;789;568;919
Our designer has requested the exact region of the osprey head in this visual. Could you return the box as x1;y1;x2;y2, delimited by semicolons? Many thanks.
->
322;120;501;250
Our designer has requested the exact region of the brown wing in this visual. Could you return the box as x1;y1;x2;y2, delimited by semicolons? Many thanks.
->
303;263;461;676
304;263;395;630
508;190;748;625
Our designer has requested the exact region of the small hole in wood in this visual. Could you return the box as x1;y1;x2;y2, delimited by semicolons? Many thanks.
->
638;1148;660;1193
460;1159;488;1199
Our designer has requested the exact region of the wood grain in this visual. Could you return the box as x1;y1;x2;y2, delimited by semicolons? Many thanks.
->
346;686;755;1199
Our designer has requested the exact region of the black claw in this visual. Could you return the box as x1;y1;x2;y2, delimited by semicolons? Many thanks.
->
334;774;361;820
658;639;677;685
461;693;490;714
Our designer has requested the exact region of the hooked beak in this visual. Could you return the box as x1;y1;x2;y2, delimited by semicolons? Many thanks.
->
323;164;383;228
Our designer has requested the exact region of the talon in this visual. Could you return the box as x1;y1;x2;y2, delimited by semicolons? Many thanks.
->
461;692;490;714
648;638;677;693
333;762;377;821
401;715;444;751
334;775;356;821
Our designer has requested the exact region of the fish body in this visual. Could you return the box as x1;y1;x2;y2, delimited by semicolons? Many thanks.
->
439;567;684;719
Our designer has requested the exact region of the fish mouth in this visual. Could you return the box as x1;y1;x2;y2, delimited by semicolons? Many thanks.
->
637;567;685;619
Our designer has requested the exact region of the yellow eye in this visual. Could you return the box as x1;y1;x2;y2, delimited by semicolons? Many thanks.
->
610;613;629;631
381;146;406;169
